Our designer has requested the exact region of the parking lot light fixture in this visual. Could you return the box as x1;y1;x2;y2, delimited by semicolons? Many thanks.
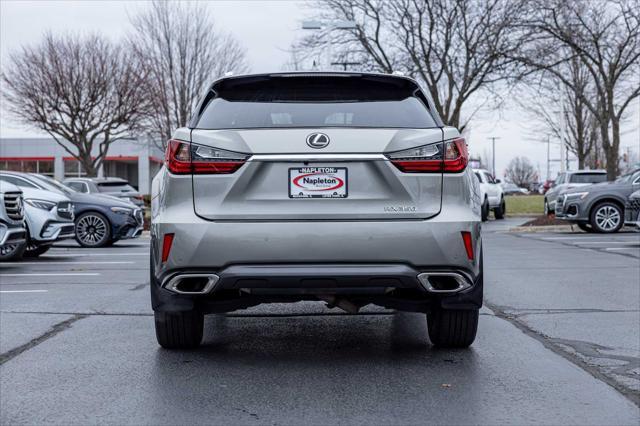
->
301;19;357;69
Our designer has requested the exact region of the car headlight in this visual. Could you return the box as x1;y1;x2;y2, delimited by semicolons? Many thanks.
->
110;206;134;215
564;192;589;200
24;199;56;210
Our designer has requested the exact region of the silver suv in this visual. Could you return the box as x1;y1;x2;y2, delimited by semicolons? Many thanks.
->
151;73;483;349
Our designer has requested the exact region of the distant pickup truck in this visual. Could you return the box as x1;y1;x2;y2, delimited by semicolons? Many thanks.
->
473;168;505;221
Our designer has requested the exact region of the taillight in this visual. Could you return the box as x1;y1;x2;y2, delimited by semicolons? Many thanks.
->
443;138;468;173
386;137;468;173
165;139;249;174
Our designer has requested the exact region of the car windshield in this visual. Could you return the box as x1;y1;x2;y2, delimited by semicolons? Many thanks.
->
569;173;607;184
97;182;136;193
31;175;75;195
615;170;640;183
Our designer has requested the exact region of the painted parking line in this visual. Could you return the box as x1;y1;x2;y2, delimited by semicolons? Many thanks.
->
573;242;639;246
541;236;640;241
0;273;101;277
0;290;48;293
0;261;135;266
604;247;640;251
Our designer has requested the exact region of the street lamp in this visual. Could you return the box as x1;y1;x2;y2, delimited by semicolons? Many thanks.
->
301;20;357;70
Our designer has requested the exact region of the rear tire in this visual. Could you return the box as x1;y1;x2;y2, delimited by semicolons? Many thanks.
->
427;308;479;348
154;311;204;349
481;198;489;222
493;198;506;219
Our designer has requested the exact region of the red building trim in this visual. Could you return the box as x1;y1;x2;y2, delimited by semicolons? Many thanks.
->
0;157;55;162
149;156;164;164
63;156;139;161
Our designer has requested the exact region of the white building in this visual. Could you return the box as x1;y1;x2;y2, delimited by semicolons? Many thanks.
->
0;138;164;195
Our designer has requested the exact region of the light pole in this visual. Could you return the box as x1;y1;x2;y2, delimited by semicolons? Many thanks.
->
488;136;500;178
302;20;357;70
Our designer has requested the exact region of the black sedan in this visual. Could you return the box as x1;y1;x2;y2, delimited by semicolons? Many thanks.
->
25;173;144;247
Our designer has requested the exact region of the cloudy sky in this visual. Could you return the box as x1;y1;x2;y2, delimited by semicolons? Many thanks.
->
1;0;638;179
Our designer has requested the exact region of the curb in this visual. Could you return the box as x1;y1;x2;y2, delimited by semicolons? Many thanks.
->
509;225;577;233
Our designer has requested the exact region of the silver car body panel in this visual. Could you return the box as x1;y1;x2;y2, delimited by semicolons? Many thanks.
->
152;156;481;277
191;128;445;221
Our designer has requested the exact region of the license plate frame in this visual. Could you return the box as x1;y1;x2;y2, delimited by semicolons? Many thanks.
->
288;167;348;199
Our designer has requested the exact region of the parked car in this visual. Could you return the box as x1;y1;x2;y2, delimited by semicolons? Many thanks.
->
473;168;505;221
501;183;530;195
0;182;27;261
25;173;144;247
555;168;640;233
625;190;640;230
541;179;555;194
544;170;607;214
0;173;75;257
63;177;145;208
151;72;483;349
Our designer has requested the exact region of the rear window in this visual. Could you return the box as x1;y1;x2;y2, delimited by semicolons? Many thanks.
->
569;173;607;184
194;76;437;129
97;182;136;193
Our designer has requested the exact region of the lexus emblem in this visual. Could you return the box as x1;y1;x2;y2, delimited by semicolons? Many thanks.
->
306;132;330;149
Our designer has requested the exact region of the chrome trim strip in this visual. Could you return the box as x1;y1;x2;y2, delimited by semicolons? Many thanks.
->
248;154;387;162
416;272;472;293
163;273;220;295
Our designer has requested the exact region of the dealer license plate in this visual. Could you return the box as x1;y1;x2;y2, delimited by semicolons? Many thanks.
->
288;167;348;199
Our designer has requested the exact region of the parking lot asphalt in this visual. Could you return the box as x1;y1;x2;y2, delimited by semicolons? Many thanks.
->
1;222;639;425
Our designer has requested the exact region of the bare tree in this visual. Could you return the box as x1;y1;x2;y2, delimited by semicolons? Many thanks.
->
505;156;538;187
129;1;249;149
296;0;526;129
1;33;146;176
518;57;600;169
515;0;640;179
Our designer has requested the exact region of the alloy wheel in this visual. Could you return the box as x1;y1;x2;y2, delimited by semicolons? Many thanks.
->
76;214;108;246
594;205;621;232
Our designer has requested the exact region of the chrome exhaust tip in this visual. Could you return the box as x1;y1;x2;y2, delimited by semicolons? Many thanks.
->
164;274;220;294
417;272;472;293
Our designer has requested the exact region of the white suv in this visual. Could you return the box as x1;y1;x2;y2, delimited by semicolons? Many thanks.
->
473;169;505;221
0;174;75;257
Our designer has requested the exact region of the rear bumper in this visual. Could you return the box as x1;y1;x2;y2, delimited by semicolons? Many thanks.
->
152;218;481;276
151;262;483;314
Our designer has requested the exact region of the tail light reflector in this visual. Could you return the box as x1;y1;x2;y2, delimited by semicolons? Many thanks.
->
165;139;249;174
387;137;468;173
161;233;174;263
461;231;474;260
